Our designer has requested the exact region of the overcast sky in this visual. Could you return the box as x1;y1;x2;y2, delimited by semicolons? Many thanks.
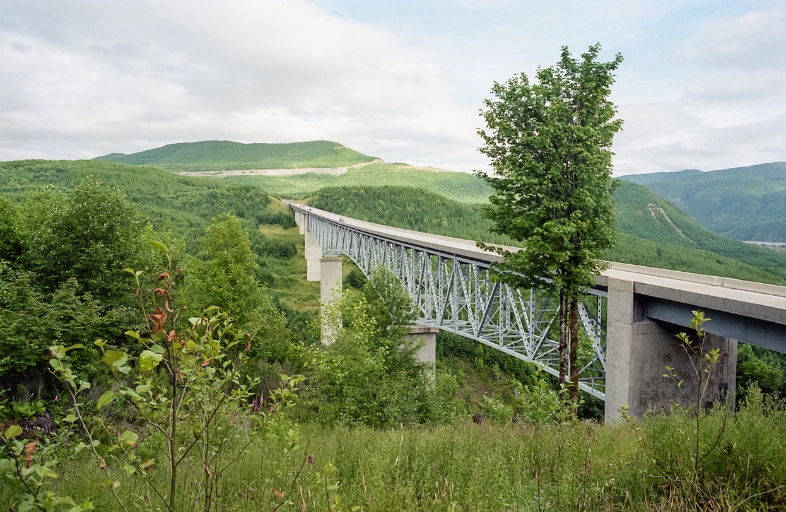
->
1;0;784;175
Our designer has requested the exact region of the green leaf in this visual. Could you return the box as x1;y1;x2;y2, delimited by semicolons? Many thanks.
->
147;240;169;254
118;430;138;448
139;350;163;371
4;424;22;440
102;350;128;369
96;391;116;410
68;501;95;512
64;344;84;353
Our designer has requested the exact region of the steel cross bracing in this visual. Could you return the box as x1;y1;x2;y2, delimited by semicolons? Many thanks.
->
308;214;609;400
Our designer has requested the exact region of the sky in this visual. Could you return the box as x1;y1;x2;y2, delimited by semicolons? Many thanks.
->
0;0;784;175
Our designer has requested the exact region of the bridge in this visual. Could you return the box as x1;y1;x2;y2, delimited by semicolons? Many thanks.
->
288;203;786;422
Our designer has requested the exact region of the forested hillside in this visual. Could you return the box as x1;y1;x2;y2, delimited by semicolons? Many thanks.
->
0;160;293;253
95;140;376;171
614;181;786;282
311;184;786;284
623;162;786;242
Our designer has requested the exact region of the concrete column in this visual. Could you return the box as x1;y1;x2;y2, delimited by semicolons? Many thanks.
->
405;325;438;369
305;231;321;281
320;256;343;344
298;212;305;235
605;278;737;422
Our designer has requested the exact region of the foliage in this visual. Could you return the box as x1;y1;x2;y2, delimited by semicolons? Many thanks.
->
478;44;623;407
309;268;435;427
0;264;119;386
45;243;306;512
95;140;376;172
0;424;93;512
13;179;145;304
9;394;786;511
737;343;786;395
624;162;786;242
184;213;264;327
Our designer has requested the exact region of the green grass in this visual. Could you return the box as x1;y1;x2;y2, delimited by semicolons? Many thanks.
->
622;162;786;242
229;163;493;204
95;140;377;171
9;395;786;511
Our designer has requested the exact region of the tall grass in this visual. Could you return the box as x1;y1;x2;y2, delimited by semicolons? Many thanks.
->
8;390;786;511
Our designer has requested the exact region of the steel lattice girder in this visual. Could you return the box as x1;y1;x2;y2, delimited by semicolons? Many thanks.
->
308;214;608;400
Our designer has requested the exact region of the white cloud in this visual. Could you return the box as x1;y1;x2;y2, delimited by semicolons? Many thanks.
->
0;0;785;175
0;0;480;167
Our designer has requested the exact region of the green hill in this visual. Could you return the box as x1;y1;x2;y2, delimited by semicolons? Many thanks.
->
310;183;786;285
231;162;493;204
0;160;292;253
622;162;786;242
94;140;377;171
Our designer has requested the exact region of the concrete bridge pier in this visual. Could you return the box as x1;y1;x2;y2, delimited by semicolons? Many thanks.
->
320;255;343;344
605;278;737;422
297;211;305;235
305;232;322;281
405;325;438;375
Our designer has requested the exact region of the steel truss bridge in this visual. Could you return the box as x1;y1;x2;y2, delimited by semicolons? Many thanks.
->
293;204;608;400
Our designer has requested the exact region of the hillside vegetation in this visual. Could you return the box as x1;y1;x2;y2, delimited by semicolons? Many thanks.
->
95;140;376;171
311;184;786;285
623;162;786;242
0;160;293;253
230;162;493;203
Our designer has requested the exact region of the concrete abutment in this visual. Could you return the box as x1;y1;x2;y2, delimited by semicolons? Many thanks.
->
605;278;737;422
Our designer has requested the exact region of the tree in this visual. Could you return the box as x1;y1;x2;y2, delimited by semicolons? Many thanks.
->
477;44;623;409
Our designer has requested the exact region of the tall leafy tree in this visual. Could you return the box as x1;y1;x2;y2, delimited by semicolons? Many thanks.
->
477;44;623;408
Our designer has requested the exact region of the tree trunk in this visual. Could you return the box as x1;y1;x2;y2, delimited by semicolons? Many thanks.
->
569;297;580;414
558;289;569;408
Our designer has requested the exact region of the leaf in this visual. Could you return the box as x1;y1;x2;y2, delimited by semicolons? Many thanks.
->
102;350;128;369
139;350;163;371
64;344;85;353
67;501;95;512
118;430;138;448
147;240;169;255
96;391;116;410
4;424;23;440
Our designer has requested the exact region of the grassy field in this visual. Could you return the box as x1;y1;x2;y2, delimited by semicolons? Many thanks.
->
95;140;377;172
228;163;493;204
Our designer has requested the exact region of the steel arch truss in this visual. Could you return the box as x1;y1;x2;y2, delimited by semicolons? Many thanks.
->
308;214;608;400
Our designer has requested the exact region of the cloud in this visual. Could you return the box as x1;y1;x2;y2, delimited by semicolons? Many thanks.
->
0;0;480;167
1;0;785;175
